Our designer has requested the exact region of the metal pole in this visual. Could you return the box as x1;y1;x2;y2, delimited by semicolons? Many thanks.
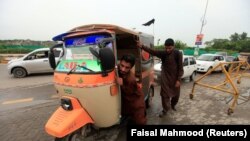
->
200;0;209;34
195;0;209;57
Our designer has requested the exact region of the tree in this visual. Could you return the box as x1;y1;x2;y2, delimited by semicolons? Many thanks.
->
238;39;250;52
205;32;250;52
209;39;229;49
154;40;188;50
204;41;213;47
174;40;187;49
240;32;247;40
230;33;240;42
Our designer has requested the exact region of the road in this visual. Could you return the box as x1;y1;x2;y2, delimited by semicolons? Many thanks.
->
0;84;57;112
0;64;57;112
0;64;54;90
0;64;250;141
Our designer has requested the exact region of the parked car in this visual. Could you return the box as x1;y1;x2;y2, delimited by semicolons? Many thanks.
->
7;48;62;78
196;54;226;72
215;52;227;57
224;55;241;70
154;55;197;81
226;56;235;62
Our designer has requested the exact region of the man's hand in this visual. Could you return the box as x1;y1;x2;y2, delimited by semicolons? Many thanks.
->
116;77;123;85
136;41;143;48
175;80;181;88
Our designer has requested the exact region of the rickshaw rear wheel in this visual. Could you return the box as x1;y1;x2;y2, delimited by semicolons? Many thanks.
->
55;125;90;141
146;87;154;108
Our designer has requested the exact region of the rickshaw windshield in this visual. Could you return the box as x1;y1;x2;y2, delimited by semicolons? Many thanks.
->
56;34;112;73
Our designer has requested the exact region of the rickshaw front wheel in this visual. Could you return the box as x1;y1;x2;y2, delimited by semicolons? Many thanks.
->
55;131;82;141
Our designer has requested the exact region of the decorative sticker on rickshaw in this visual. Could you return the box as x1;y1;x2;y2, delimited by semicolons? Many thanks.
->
142;50;150;61
65;35;109;47
73;38;86;46
56;59;101;72
65;48;95;60
78;77;83;84
64;76;70;82
72;54;94;60
63;88;72;94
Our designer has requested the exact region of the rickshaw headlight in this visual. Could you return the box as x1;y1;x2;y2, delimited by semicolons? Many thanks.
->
61;98;73;111
110;84;118;96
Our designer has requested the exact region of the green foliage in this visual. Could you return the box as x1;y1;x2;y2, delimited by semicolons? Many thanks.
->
154;45;164;50
154;40;187;50
182;47;237;56
206;32;250;52
0;45;45;53
174;40;188;49
230;32;240;42
240;32;248;40
0;39;56;54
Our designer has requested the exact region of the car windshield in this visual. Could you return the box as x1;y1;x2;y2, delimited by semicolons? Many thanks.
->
197;55;215;61
56;34;112;73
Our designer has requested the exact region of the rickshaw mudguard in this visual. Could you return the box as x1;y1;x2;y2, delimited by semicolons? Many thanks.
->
45;96;94;138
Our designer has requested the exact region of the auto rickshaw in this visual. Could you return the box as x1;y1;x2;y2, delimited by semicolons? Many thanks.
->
45;24;155;140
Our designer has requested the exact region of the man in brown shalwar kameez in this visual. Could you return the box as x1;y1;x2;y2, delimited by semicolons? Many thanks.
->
116;54;146;125
138;38;183;117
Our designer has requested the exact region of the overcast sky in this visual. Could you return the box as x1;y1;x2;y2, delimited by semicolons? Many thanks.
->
0;0;249;47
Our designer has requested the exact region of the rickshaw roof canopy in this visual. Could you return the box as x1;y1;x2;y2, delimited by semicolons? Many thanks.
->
52;24;146;41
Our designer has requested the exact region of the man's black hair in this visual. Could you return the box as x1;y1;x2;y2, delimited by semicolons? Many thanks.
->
120;54;136;67
164;38;175;46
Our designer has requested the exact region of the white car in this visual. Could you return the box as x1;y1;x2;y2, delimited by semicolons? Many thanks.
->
7;48;62;78
154;55;197;81
196;54;226;72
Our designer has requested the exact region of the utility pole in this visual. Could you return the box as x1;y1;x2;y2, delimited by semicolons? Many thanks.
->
194;0;209;57
200;0;209;34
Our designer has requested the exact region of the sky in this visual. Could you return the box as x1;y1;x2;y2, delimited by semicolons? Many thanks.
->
0;0;249;47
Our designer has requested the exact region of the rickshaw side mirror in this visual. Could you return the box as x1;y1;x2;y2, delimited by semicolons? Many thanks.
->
99;47;115;76
89;46;100;59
